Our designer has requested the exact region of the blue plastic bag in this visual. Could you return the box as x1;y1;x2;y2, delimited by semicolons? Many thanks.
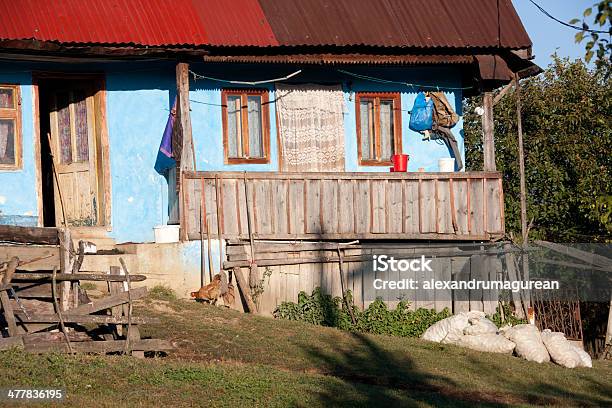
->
409;92;433;132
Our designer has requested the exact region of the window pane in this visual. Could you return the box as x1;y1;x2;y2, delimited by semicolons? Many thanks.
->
247;95;263;158
0;87;15;109
0;118;15;165
73;90;89;162
380;100;395;160
360;99;375;160
56;92;73;164
227;95;242;158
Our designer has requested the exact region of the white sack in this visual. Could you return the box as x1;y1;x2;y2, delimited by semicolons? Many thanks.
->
501;324;550;363
454;333;516;354
463;317;498;336
541;330;583;368
572;346;593;368
421;313;469;343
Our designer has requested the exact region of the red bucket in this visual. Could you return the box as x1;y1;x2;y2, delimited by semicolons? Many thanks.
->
392;154;409;172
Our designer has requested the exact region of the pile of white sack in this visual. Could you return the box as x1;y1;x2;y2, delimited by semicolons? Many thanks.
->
421;311;592;368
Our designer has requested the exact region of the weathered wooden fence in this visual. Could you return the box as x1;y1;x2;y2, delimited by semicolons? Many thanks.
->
225;241;512;316
181;171;505;241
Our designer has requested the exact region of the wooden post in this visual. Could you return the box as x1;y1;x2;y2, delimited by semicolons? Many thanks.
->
233;267;257;313
0;257;19;337
58;228;73;311
482;92;496;171
176;62;195;172
515;73;530;308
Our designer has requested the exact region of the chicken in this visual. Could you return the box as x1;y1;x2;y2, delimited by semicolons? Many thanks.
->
191;274;221;304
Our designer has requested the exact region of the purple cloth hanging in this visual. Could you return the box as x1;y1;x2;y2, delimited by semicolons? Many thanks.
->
154;97;177;175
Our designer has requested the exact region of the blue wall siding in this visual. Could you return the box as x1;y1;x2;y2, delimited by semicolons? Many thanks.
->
0;70;38;226
105;70;175;243
0;61;466;243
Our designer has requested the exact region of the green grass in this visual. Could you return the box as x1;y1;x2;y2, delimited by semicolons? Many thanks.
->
0;295;610;407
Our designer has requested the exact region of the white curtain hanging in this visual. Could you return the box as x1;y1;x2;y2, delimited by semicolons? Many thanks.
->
275;84;345;172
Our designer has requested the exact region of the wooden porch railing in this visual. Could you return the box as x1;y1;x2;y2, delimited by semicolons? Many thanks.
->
181;171;505;241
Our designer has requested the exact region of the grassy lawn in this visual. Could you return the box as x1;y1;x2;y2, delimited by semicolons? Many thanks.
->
0;292;610;407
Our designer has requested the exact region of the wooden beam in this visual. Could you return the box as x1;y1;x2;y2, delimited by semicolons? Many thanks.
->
0;336;24;351
12;272;147;282
482;92;496;171
0;225;59;245
233;267;257;313
493;80;515;106
23;339;174;354
515;76;527;243
176;62;195;172
13;313;159;325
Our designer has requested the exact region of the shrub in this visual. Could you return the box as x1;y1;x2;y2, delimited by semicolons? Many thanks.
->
487;304;527;328
149;285;177;301
274;287;450;338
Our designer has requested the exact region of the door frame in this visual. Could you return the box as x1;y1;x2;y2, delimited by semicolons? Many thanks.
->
32;72;112;229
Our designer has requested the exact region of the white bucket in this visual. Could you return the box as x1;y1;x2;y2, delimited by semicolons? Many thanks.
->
438;158;455;172
153;225;180;243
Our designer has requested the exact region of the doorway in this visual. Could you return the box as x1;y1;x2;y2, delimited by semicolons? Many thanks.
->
36;74;109;228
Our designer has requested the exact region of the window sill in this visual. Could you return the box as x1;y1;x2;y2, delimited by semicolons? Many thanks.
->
358;160;394;167
226;158;270;165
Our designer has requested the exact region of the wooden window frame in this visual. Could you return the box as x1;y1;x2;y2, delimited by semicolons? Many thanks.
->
0;84;22;170
355;92;402;166
221;89;270;164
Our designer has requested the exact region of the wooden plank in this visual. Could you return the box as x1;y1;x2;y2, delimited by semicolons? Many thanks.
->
387;180;403;233
12;272;147;282
272;179;289;235
485;178;502;233
420;180;437;233
183;171;504;181
321;179;339;234
222;179;240;236
0;291;17;336
24;339;174;354
469;254;485;312
482;92;496;171
354;180;370;234
404;180;419;233
454;180;469;234
0;336;24;351
371;180;386;233
452;256;471;313
338;180;355;234
288;180;305;235
436;180;453;233
305;179;322;234
0;225;59;245
233;267;257;313
469;178;484;234
435;257;452;312
13;314;159;324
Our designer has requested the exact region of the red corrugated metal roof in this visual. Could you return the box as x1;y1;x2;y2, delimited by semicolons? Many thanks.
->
0;0;531;50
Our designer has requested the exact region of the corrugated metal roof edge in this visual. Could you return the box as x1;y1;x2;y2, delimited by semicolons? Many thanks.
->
0;37;532;51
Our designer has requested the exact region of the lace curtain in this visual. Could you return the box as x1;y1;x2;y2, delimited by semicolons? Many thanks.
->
276;84;345;172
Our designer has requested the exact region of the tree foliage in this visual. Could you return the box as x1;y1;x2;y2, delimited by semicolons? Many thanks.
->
464;57;611;242
570;0;611;67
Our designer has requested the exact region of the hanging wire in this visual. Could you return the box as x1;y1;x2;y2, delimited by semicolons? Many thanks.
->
336;69;474;90
189;69;302;85
527;0;608;34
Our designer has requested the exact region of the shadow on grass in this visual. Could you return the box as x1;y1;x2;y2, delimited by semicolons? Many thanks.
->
465;355;612;407
301;331;612;407
302;331;508;407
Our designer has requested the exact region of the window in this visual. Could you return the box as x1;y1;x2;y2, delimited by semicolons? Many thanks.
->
222;89;270;164
355;92;402;166
0;84;21;169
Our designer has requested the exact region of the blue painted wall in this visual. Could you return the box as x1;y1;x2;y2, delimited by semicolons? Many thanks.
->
0;70;37;226
0;61;465;243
